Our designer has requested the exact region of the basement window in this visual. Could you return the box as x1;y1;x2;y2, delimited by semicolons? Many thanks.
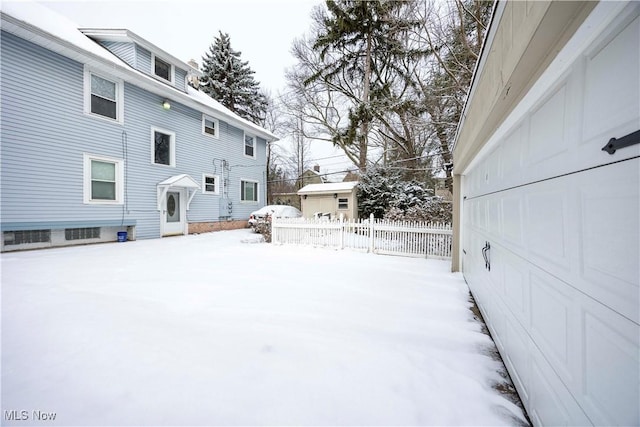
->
3;230;51;246
65;227;100;240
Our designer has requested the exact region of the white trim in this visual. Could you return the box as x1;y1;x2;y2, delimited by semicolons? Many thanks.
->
202;173;220;195
240;178;259;203
202;114;219;139
83;66;124;124
150;127;176;167
243;133;256;159
83;153;124;205
151;52;175;84
461;0;631;175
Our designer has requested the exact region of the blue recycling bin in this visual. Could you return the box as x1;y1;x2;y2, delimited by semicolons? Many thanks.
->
117;231;127;242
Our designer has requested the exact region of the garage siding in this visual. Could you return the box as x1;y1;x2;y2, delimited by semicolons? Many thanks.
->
461;5;639;426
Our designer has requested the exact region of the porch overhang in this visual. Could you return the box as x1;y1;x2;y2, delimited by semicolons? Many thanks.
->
156;174;200;211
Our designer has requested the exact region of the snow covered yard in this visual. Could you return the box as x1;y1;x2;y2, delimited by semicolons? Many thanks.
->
1;229;526;426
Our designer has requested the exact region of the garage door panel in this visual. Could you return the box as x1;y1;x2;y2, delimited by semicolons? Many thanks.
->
525;185;571;273
529;271;580;387
500;124;524;183
578;159;639;323
582;13;640;145
503;251;529;325
582;302;640;426
528;83;569;165
504;317;531;403
501;194;523;246
529;351;591;427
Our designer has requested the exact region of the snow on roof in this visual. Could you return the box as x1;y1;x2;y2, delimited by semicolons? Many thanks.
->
1;0;129;67
298;181;358;195
0;0;277;142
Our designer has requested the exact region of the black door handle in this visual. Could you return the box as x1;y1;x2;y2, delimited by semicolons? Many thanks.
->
481;241;490;271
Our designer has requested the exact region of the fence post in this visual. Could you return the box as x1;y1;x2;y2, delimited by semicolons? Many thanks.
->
339;214;345;250
368;213;375;253
271;215;277;243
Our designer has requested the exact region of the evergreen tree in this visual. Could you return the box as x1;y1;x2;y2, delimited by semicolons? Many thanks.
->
306;0;422;172
200;31;267;124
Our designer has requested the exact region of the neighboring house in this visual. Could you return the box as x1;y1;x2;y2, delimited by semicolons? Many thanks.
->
341;171;359;182
298;182;358;220
452;1;638;426
298;165;326;188
0;3;276;251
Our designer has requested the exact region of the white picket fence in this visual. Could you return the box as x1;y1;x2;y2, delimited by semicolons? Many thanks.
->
271;214;452;259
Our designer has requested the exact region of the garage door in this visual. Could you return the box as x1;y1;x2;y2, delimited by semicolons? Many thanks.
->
461;3;639;426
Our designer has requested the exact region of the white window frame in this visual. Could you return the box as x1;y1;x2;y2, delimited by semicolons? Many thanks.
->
202;173;220;195
338;197;349;210
244;133;256;159
240;179;259;203
151;127;176;167
202;114;220;139
83;66;124;124
83;153;124;205
151;53;174;84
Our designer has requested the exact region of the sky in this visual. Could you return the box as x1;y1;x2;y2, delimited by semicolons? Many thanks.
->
35;0;353;174
2;228;527;426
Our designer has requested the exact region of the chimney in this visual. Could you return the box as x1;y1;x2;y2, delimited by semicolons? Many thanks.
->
313;164;320;173
187;59;200;88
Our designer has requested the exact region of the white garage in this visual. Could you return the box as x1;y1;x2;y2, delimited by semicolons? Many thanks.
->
452;1;639;426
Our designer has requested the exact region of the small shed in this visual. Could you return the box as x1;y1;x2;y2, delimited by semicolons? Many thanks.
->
298;182;358;220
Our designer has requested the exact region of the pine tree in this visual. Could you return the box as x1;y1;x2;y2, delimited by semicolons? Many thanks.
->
200;31;267;124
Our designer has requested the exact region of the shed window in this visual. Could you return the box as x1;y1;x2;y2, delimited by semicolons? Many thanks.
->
338;198;348;209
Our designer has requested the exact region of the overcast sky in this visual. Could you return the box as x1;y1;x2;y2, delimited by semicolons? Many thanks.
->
39;0;320;94
36;0;353;174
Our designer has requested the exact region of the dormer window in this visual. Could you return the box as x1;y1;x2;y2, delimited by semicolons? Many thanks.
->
153;55;173;82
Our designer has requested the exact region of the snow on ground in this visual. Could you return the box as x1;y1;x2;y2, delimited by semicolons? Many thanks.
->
1;229;527;426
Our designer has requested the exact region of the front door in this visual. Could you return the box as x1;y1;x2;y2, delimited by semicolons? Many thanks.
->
162;190;185;236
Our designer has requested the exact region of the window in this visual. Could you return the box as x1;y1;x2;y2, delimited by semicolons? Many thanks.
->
202;174;220;194
151;128;175;167
338;198;349;209
240;180;258;202
3;230;50;246
84;67;123;122
153;55;173;82
244;134;255;158
65;227;100;240
203;115;219;138
83;153;124;204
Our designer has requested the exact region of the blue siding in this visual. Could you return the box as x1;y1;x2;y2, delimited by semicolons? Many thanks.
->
100;41;136;68
175;67;187;92
135;44;151;74
1;31;266;240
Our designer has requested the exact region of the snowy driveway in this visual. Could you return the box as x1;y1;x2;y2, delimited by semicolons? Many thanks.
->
1;230;526;426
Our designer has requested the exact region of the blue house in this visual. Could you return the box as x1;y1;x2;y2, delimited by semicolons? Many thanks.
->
0;2;276;251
